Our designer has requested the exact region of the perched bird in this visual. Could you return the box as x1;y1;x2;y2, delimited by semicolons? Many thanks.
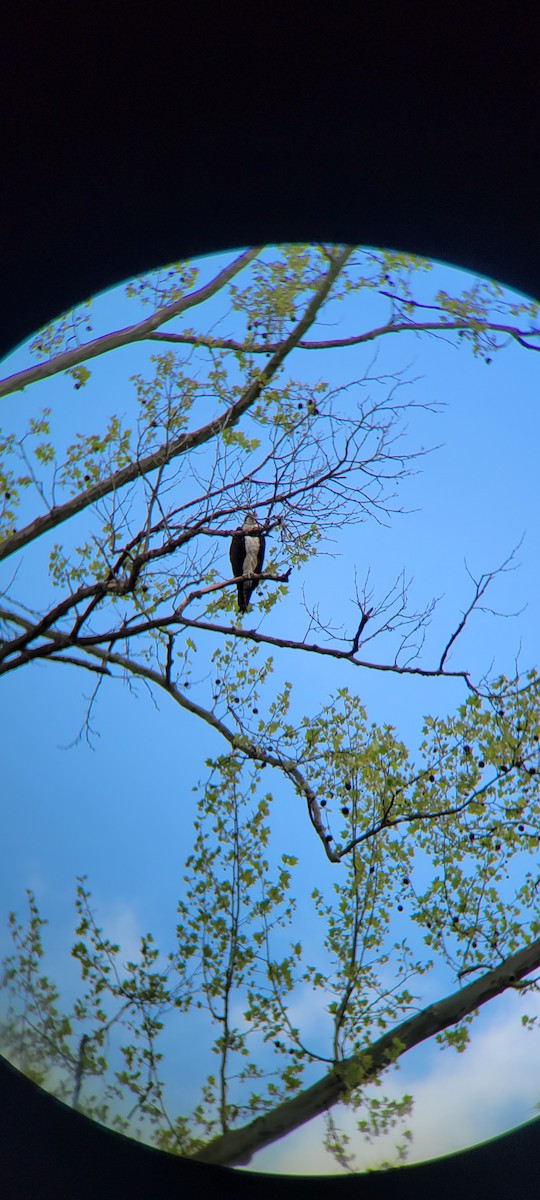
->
229;512;266;613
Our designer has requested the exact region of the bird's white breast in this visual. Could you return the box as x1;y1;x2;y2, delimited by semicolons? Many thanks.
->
243;535;259;575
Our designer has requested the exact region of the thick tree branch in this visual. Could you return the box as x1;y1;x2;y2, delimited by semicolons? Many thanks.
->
0;584;107;664
193;935;540;1165
0;593;472;686
175;616;474;685
0;598;483;862
0;609;341;862
90;645;341;864
0;246;354;564
0;246;264;401
2;599;507;864
46;654;111;677
7;251;539;407
146;316;540;355
0;563;291;671
72;1034;89;1110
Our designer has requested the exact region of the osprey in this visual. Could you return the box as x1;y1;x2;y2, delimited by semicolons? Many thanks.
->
230;512;266;613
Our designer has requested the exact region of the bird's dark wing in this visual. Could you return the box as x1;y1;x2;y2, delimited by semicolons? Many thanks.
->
229;531;246;578
256;535;265;576
230;531;248;611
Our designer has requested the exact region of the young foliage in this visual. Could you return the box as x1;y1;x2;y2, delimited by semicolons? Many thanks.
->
1;244;539;1170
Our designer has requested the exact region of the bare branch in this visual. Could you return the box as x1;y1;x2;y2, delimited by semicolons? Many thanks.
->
351;607;374;655
144;316;540;356
165;634;174;687
439;540;524;671
58;670;107;750
174;615;474;686
48;655;111;678
0;592;474;685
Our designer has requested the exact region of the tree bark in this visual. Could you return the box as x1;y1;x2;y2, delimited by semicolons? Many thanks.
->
193;936;540;1166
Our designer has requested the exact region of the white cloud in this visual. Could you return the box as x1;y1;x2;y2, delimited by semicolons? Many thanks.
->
231;982;332;1045
101;900;143;966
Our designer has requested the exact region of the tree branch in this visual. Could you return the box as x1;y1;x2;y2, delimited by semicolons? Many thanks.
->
0;609;341;862
0;245;354;564
175;615;474;686
0;595;472;686
193;934;540;1165
72;1034;89;1110
338;768;510;859
145;315;540;355
0;247;264;401
439;541;524;671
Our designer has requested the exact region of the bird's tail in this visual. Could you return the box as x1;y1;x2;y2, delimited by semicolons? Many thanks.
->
238;580;256;612
237;582;248;613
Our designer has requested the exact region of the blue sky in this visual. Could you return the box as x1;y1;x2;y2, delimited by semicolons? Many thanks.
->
0;247;539;1173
